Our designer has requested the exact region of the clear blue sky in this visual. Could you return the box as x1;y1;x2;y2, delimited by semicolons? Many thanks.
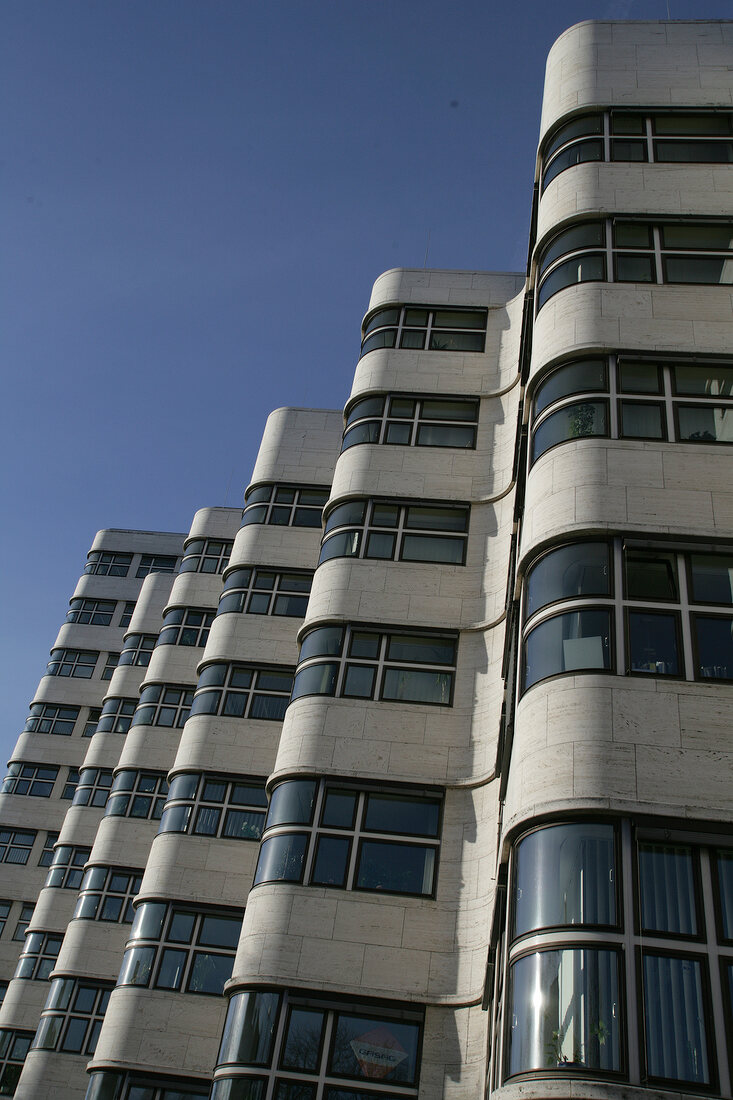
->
1;0;730;762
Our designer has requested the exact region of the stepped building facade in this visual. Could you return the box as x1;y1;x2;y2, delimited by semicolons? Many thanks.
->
1;19;732;1100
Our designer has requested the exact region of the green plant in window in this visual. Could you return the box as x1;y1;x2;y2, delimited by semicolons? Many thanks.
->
568;403;597;438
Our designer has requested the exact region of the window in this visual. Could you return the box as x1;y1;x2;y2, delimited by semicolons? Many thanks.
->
13;904;34;940
495;818;733;1091
189;664;294;722
84;551;132;577
38;832;59;868
83;708;102;737
241;484;329;529
87;1071;209;1099
159;773;267;842
0;902;10;938
61;767;80;800
117;903;243;997
360;302;487;356
0;832;36;867
531;355;733;463
65;598;116;626
73;866;143;924
536;218;733;310
0;1029;34;1095
33;979;112;1056
23;703;79;736
291;625;457;706
45;648;97;678
1;763;57;798
541;110;733;192
342;393;479;451
136;554;178;578
72;769;114;808
101;653;120;680
118;601;136;628
119;633;156;667
104;771;169;821
130;684;195;729
521;538;733;692
179;538;233;574
254;779;442;897
96;697;137;734
45;845;90;889
156;608;215;648
0;985;6;1007
14;931;63;981
213;989;422;1100
217;570;313;619
319;498;470;566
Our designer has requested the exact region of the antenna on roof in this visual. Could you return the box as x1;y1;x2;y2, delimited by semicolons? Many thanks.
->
423;229;431;269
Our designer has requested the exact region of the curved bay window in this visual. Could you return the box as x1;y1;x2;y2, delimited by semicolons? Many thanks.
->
320;498;469;567
291;625;456;706
536;218;733;311
253;778;441;897
212;989;423;1100
341;393;478;452
241;485;329;530
189;663;294;722
494;818;733;1091
531;355;733;463
521;538;733;692
360;303;486;357
541;110;733;192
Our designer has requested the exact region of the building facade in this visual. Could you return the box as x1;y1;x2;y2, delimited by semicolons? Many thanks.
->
1;18;732;1100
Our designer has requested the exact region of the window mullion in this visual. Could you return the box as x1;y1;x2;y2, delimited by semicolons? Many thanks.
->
613;540;625;675
676;553;694;680
620;819;641;1083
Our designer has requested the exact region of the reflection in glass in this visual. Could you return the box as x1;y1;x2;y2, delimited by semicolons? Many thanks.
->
678;405;733;442
523;609;611;691
639;843;697;935
513;823;616;936
717;851;733;940
673;362;733;397
619;402;664;438
689;554;733;604
356;841;434;895
625;550;677;600
508;949;621;1075
281;1007;325;1071
534;359;607;417
539;223;604;275
364;794;440;837
537;255;606;309
627;611;680;675
218;990;281;1065
311;837;350;887
526;543;609;617
329;1013;420;1084
532;401;608;461
381;668;452;705
643;954;709;1083
693;615;733;680
291;663;339;700
253;834;307;886
267;782;316;827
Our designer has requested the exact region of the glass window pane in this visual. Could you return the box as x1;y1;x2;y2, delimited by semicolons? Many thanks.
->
399;329;426;349
619;402;664;438
543;140;604;189
654;113;733;135
168;910;196;942
661;224;733;250
329;1013;420;1084
343;665;376;699
384;422;412;445
324;501;366;532
382;668;453;704
545;114;603;159
625;550;678;600
614;223;653;248
356;841;435;895
421;399;478;421
508;949;621;1074
321;790;357;829
655;139;733;162
615;254;656;282
526;543;610;618
539;223;604;274
716;850;733;940
415;424;475;447
194;807;222;836
364;532;396;560
672;362;733;397
405;506;467;532
432;309;485;329
267;782;316;827
693;615;733;680
664;255;733;284
618;361;662;393
311;836;350;887
428;330;484;352
341;422;380;450
349;633;380;659
534;360;607;417
689;554;733;603
61;1017;88;1053
345;396;385;425
677;405;733;442
156;948;187;990
537;254;606;309
532;401;608;462
281;1007;325;1071
253;834;307;885
639;843;698;935
364;794;440;837
387;634;454;664
513;823;616;936
523;609;612;691
628;611;680;675
319;531;361;564
363;308;400;335
610;139;647;161
188;952;233;994
360;330;396;357
401;534;465;564
223;809;265;841
299;628;344;662
291;663;339;700
218;990;281;1066
118;946;155;986
643;954;709;1083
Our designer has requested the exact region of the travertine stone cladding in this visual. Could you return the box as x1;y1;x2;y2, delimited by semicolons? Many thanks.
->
12;1050;91;1100
521;439;731;554
540;21;733;141
536;162;733;244
185;506;241;544
248;407;343;488
202;610;300;668
88;986;225;1078
229;780;499;1003
502;676;733;845
135;831;258;909
53;920;130;986
420;1003;486;1100
0;982;47;1034
529;283;733;381
231;523;323;574
169;713;279;778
